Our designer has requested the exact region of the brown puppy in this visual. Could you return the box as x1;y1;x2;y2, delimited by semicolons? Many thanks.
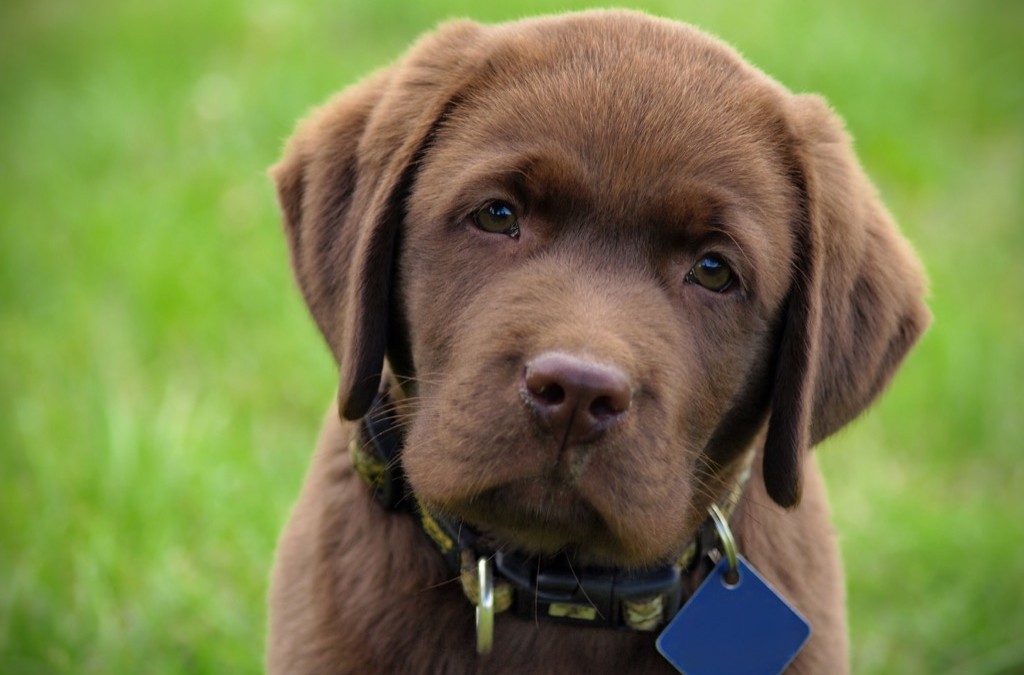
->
268;10;929;674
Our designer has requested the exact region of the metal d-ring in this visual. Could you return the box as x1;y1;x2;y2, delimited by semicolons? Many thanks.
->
708;504;739;582
475;557;495;655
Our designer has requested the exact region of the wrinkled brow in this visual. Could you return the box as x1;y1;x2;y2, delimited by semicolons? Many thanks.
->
425;147;598;223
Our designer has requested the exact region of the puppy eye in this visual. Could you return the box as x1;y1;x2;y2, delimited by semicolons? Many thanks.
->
686;254;734;292
473;201;520;238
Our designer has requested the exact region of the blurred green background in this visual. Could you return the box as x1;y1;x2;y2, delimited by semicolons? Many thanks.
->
1;0;1021;672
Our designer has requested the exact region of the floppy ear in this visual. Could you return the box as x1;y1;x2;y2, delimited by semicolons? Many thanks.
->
763;95;931;507
270;21;486;420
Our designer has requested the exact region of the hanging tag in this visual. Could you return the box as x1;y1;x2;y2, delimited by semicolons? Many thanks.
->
655;555;810;675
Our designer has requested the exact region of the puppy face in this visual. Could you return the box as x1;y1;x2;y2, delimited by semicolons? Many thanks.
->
398;44;799;565
273;11;929;568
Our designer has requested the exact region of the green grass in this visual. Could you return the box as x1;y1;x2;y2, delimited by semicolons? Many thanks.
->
1;0;1021;673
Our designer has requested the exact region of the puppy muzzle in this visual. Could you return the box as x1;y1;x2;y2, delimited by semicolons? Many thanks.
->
351;388;753;642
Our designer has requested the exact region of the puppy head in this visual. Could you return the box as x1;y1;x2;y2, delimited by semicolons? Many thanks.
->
272;11;929;566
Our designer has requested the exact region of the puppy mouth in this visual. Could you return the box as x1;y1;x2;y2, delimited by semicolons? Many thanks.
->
436;476;639;566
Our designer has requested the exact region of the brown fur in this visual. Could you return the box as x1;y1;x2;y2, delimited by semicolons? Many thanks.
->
268;11;929;673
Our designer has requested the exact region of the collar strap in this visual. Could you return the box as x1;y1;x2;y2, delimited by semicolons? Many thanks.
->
350;391;752;632
351;389;407;509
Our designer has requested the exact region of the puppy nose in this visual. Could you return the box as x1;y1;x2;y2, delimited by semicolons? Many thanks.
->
522;352;632;445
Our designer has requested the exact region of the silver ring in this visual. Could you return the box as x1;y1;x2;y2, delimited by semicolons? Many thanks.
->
708;504;739;577
475;557;494;655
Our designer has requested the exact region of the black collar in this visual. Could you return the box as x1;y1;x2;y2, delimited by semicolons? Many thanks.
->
350;390;750;635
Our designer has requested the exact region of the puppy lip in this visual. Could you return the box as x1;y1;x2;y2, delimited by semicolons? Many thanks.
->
481;476;594;524
435;477;680;567
441;477;603;547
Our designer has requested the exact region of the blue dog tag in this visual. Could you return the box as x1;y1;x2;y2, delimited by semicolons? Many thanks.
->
656;555;810;675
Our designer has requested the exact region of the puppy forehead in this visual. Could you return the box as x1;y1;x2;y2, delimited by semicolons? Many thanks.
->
437;19;791;202
480;22;782;152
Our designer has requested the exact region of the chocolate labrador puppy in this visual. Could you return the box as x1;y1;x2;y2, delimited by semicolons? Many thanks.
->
267;10;929;674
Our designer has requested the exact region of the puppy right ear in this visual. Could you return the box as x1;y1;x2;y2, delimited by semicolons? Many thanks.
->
270;21;486;420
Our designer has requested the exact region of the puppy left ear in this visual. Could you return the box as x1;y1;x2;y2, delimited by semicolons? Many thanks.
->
270;21;488;420
763;95;931;508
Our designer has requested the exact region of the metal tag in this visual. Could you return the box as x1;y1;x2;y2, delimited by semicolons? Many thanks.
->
655;555;811;675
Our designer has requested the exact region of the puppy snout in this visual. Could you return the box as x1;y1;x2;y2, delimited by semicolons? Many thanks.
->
522;352;632;445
